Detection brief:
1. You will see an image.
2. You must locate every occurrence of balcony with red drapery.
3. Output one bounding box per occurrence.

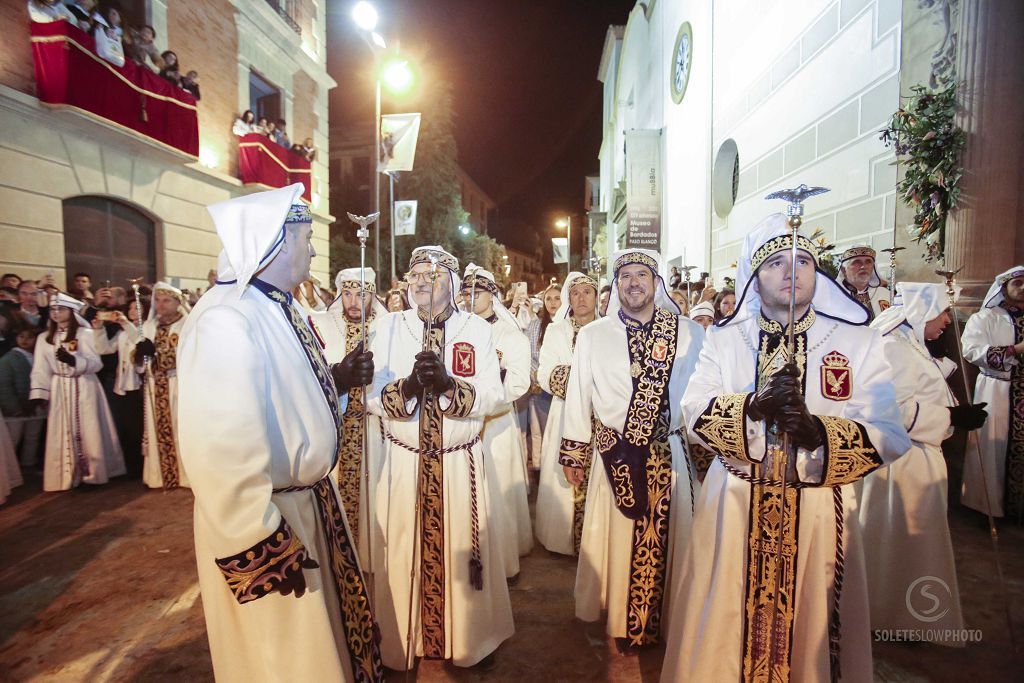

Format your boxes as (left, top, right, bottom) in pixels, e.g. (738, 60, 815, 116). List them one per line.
(237, 133, 312, 201)
(29, 20, 199, 158)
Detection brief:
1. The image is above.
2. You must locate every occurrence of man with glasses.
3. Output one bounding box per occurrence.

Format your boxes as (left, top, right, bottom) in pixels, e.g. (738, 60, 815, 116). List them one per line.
(366, 246, 513, 671)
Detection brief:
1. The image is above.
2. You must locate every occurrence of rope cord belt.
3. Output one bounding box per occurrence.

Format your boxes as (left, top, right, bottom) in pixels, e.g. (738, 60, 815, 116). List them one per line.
(273, 473, 330, 494)
(383, 429, 486, 591)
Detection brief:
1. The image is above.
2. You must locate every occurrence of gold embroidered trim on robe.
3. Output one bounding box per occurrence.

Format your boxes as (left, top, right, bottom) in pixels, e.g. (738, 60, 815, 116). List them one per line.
(741, 319, 809, 682)
(312, 478, 384, 682)
(418, 323, 447, 658)
(1006, 306, 1024, 518)
(626, 438, 672, 646)
(693, 392, 753, 462)
(558, 437, 590, 469)
(689, 443, 715, 478)
(549, 364, 570, 400)
(151, 321, 181, 488)
(439, 378, 475, 419)
(338, 321, 366, 546)
(382, 380, 413, 419)
(742, 480, 800, 683)
(214, 518, 311, 604)
(818, 415, 883, 486)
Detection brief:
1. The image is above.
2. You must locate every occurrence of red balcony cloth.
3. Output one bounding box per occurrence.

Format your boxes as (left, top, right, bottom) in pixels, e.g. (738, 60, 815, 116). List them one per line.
(30, 20, 199, 157)
(238, 134, 312, 201)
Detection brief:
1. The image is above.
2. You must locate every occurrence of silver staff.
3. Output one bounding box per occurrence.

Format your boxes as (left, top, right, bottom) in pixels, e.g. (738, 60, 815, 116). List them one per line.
(346, 211, 379, 604)
(681, 265, 696, 304)
(129, 276, 157, 473)
(763, 184, 830, 674)
(881, 246, 906, 300)
(466, 263, 479, 317)
(936, 267, 1016, 651)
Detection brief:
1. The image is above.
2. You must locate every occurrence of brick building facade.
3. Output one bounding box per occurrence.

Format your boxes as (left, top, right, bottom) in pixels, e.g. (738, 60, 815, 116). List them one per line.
(0, 0, 335, 290)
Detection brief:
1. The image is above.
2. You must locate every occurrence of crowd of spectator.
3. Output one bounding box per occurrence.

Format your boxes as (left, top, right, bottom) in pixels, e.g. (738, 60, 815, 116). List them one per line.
(27, 1, 201, 100)
(232, 110, 316, 161)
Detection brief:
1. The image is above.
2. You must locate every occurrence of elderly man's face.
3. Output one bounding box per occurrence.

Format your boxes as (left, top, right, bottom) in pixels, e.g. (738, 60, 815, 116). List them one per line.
(843, 256, 874, 291)
(154, 292, 180, 319)
(407, 263, 451, 310)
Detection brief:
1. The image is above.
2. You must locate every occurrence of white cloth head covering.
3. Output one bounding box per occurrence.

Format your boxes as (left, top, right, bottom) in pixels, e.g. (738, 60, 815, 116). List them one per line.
(329, 267, 387, 318)
(725, 212, 870, 327)
(52, 292, 88, 325)
(461, 263, 518, 328)
(555, 271, 598, 320)
(689, 301, 716, 320)
(407, 245, 460, 309)
(206, 183, 308, 298)
(871, 281, 958, 347)
(835, 244, 882, 289)
(982, 265, 1024, 309)
(148, 282, 191, 321)
(606, 248, 682, 319)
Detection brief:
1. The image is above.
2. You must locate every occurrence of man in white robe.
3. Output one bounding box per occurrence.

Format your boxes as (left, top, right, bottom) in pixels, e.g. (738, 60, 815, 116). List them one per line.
(136, 282, 189, 489)
(309, 267, 386, 567)
(177, 184, 382, 682)
(560, 249, 703, 650)
(664, 213, 911, 683)
(534, 272, 599, 555)
(862, 281, 985, 640)
(462, 264, 532, 578)
(366, 246, 513, 670)
(961, 266, 1024, 519)
(836, 245, 890, 320)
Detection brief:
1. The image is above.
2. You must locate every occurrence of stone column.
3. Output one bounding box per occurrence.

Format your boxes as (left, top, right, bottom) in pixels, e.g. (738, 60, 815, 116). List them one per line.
(943, 0, 1024, 306)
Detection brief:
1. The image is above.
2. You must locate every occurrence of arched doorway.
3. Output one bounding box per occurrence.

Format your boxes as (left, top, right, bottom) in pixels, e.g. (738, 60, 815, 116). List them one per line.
(62, 196, 157, 288)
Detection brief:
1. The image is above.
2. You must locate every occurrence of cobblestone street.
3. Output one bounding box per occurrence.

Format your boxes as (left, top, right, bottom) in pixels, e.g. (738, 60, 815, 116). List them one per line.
(0, 472, 1020, 682)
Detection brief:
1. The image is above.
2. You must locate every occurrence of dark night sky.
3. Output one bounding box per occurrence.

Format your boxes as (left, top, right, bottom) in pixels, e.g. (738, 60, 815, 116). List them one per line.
(325, 0, 634, 254)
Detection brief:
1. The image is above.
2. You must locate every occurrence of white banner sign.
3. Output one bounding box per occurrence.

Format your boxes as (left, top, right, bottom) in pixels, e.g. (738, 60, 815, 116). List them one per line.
(625, 129, 662, 250)
(551, 237, 568, 264)
(379, 113, 421, 172)
(394, 200, 417, 236)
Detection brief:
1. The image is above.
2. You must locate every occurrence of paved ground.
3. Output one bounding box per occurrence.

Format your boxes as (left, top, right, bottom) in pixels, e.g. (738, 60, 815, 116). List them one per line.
(0, 470, 1020, 682)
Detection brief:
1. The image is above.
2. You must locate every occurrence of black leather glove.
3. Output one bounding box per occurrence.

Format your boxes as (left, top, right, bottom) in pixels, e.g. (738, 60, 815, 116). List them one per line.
(776, 403, 823, 451)
(949, 402, 988, 430)
(748, 361, 801, 424)
(276, 554, 320, 599)
(55, 346, 76, 367)
(414, 350, 454, 395)
(331, 342, 374, 391)
(135, 338, 156, 360)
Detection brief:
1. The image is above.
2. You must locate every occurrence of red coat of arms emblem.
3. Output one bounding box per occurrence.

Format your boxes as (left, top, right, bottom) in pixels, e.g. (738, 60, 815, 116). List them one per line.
(820, 350, 852, 401)
(652, 340, 668, 362)
(453, 342, 476, 377)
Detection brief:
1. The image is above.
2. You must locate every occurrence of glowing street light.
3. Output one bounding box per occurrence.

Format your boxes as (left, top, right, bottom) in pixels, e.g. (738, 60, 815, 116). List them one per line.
(459, 225, 471, 236)
(352, 1, 378, 31)
(381, 57, 415, 96)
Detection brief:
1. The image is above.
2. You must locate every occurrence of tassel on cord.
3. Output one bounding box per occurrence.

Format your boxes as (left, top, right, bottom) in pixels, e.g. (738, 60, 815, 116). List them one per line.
(467, 449, 484, 591)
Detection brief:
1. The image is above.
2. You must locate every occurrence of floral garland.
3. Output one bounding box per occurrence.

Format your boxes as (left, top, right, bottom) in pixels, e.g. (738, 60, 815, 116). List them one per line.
(879, 83, 965, 263)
